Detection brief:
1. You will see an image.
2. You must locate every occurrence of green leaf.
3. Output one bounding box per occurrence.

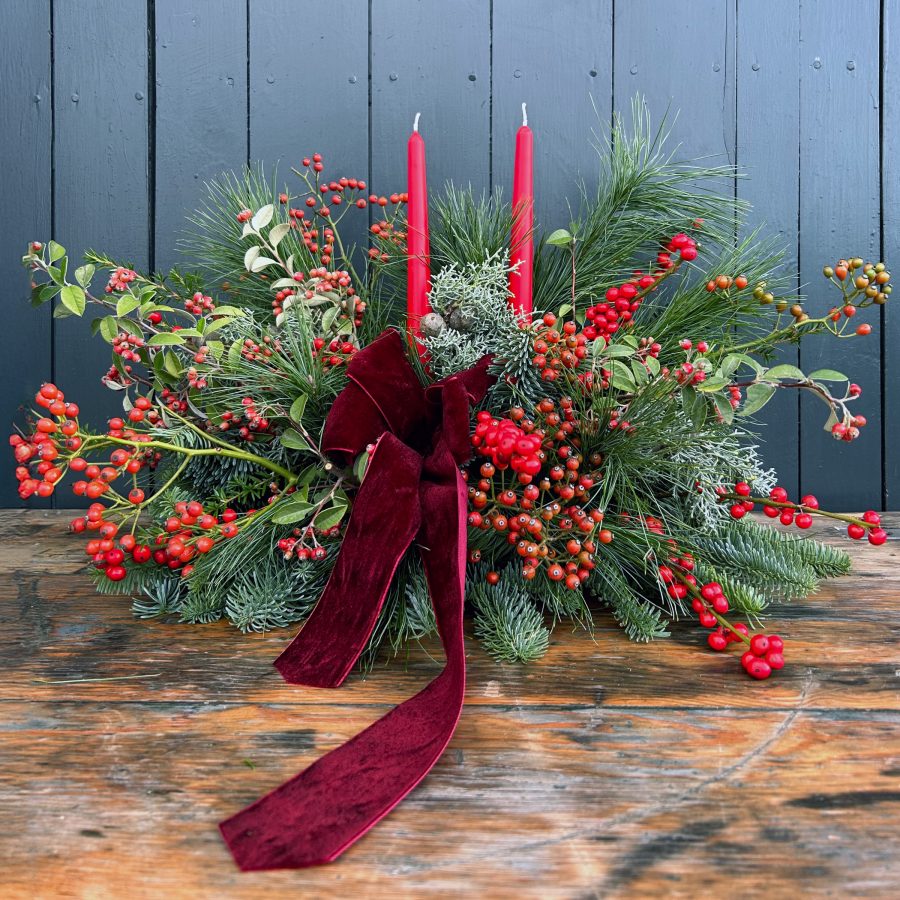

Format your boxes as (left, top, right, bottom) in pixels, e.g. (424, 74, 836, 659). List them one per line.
(353, 448, 371, 482)
(59, 284, 86, 316)
(558, 303, 573, 318)
(52, 304, 76, 319)
(48, 240, 65, 262)
(202, 317, 235, 336)
(321, 305, 339, 334)
(280, 429, 310, 451)
(38, 285, 60, 303)
(630, 359, 649, 384)
(116, 294, 141, 317)
(271, 497, 314, 525)
(172, 327, 203, 338)
(205, 340, 224, 358)
(47, 265, 63, 285)
(711, 392, 735, 425)
(207, 305, 246, 317)
(764, 364, 806, 381)
(289, 395, 307, 422)
(695, 376, 730, 393)
(546, 228, 572, 247)
(251, 204, 274, 230)
(163, 350, 182, 378)
(118, 317, 144, 338)
(822, 409, 840, 433)
(645, 355, 661, 376)
(148, 333, 186, 346)
(315, 502, 348, 531)
(268, 222, 291, 248)
(739, 382, 776, 417)
(609, 359, 636, 392)
(74, 264, 95, 288)
(227, 339, 243, 367)
(681, 386, 707, 429)
(807, 369, 848, 382)
(601, 344, 636, 359)
(99, 315, 119, 343)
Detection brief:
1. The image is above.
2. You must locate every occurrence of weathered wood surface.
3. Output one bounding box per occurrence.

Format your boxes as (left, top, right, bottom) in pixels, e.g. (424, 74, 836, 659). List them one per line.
(1, 510, 898, 898)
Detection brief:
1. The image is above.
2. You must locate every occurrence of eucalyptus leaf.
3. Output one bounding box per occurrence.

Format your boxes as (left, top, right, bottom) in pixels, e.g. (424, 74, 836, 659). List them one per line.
(251, 204, 274, 230)
(250, 256, 278, 273)
(243, 245, 260, 271)
(268, 222, 291, 248)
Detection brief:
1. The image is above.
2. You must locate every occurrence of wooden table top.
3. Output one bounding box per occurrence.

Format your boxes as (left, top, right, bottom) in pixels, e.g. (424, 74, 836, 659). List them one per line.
(2, 510, 898, 898)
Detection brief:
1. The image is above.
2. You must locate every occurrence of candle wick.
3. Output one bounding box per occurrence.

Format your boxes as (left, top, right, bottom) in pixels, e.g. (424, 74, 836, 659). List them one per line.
(413, 112, 421, 133)
(522, 102, 528, 127)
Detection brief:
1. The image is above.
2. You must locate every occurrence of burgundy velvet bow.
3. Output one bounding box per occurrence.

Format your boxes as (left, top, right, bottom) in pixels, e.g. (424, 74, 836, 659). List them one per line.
(219, 329, 493, 870)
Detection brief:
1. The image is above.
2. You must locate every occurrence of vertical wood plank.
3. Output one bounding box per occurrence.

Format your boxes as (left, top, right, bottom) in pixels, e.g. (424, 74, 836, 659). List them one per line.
(371, 0, 491, 204)
(52, 0, 150, 458)
(799, 0, 881, 509)
(884, 0, 899, 507)
(249, 0, 369, 250)
(491, 0, 612, 233)
(0, 1, 52, 506)
(155, 1, 248, 274)
(613, 0, 736, 184)
(736, 0, 801, 498)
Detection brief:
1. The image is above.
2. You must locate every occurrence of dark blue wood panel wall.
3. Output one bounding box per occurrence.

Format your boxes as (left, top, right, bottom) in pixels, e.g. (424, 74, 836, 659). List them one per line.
(1, 0, 896, 510)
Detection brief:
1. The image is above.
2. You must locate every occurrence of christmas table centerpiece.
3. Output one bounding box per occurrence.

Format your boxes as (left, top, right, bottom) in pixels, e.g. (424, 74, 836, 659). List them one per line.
(9, 100, 890, 869)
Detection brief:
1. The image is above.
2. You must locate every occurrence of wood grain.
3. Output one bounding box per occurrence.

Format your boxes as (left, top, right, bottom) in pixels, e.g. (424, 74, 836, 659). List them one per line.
(1, 510, 898, 897)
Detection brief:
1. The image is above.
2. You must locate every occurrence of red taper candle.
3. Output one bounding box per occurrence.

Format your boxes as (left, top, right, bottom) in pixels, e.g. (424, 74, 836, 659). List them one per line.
(509, 102, 534, 321)
(407, 112, 431, 337)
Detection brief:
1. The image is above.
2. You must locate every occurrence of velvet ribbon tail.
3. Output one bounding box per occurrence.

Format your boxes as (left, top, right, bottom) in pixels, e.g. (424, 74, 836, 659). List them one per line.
(219, 434, 469, 870)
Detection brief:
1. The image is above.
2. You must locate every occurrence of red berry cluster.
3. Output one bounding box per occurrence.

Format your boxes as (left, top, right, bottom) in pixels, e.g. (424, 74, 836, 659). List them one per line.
(148, 501, 241, 577)
(239, 334, 282, 363)
(466, 398, 609, 588)
(672, 338, 711, 387)
(368, 219, 403, 262)
(112, 331, 146, 363)
(312, 336, 358, 370)
(277, 522, 341, 561)
(105, 267, 137, 293)
(726, 482, 887, 545)
(10, 383, 81, 498)
(213, 397, 273, 442)
(185, 291, 216, 315)
(531, 313, 589, 382)
(660, 558, 786, 679)
(831, 413, 867, 443)
(583, 230, 697, 341)
(471, 411, 543, 481)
